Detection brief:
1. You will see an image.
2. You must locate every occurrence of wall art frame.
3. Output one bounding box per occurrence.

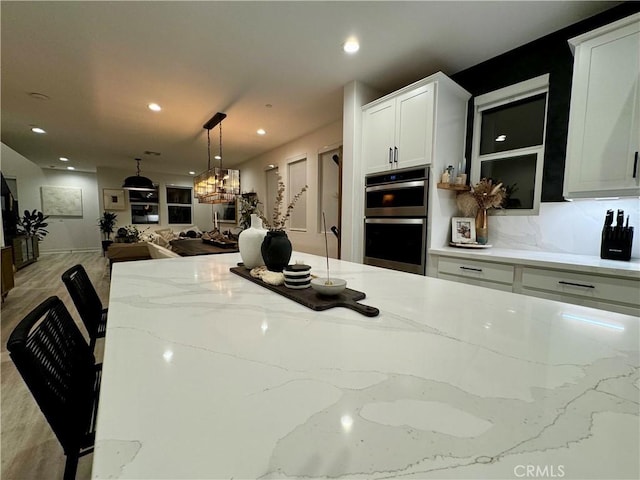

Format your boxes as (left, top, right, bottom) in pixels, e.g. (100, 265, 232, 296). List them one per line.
(41, 186, 83, 217)
(451, 217, 476, 243)
(103, 188, 126, 211)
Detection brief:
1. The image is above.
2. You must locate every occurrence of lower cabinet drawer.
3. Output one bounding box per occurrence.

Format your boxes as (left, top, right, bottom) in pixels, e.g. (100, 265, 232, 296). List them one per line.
(438, 272, 513, 292)
(438, 257, 514, 285)
(522, 267, 639, 306)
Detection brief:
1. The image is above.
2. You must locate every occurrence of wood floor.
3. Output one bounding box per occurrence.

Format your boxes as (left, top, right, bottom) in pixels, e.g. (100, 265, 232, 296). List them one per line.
(1, 252, 111, 480)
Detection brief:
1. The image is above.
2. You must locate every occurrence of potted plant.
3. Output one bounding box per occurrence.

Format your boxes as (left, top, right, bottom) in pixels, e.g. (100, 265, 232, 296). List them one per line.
(14, 209, 49, 267)
(238, 192, 261, 230)
(17, 209, 49, 240)
(258, 175, 308, 271)
(98, 211, 118, 254)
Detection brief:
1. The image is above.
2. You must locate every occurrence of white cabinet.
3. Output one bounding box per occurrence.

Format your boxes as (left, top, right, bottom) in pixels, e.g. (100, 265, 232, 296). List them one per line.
(431, 251, 640, 316)
(362, 83, 434, 174)
(564, 13, 640, 199)
(521, 266, 639, 312)
(437, 256, 514, 292)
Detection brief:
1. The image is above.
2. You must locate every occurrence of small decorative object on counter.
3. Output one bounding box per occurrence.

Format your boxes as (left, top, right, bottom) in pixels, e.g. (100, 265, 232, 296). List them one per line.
(261, 230, 293, 272)
(476, 208, 489, 245)
(259, 174, 307, 272)
(451, 217, 476, 244)
(600, 208, 634, 261)
(456, 178, 506, 245)
(238, 214, 267, 269)
(311, 212, 347, 296)
(283, 263, 311, 289)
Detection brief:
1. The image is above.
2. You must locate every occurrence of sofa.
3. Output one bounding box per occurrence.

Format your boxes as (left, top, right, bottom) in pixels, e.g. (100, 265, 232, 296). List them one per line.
(107, 241, 180, 266)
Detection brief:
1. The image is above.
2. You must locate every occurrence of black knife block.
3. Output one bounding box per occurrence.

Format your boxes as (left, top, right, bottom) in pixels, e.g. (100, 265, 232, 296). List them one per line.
(600, 226, 634, 261)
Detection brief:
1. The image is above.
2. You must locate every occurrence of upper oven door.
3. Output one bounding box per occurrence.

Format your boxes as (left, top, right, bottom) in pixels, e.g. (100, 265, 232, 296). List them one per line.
(365, 179, 428, 217)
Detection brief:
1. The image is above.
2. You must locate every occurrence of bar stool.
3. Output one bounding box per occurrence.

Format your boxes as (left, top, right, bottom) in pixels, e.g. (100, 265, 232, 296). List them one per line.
(61, 264, 108, 351)
(7, 296, 101, 480)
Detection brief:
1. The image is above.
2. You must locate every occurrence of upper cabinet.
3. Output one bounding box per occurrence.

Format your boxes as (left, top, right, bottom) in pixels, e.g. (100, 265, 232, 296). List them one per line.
(362, 80, 440, 174)
(564, 13, 640, 199)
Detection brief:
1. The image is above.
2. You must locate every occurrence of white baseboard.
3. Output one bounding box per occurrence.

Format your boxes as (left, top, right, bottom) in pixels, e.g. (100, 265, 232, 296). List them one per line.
(40, 248, 102, 255)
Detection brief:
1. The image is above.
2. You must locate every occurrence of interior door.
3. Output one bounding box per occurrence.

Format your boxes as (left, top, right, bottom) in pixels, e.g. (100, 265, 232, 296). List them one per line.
(319, 147, 342, 258)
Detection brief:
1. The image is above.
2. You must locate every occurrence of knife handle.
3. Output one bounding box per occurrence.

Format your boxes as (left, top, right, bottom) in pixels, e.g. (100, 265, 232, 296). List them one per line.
(605, 209, 614, 226)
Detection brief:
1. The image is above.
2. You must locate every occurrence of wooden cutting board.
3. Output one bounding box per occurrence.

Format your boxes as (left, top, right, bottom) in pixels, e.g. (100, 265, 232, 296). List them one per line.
(230, 266, 379, 317)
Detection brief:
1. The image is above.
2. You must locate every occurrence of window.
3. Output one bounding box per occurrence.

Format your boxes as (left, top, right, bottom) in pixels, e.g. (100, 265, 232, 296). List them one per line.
(129, 187, 159, 224)
(470, 74, 549, 214)
(166, 186, 192, 224)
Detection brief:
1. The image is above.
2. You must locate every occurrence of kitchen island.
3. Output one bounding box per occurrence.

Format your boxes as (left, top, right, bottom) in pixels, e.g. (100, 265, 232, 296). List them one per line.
(93, 252, 639, 479)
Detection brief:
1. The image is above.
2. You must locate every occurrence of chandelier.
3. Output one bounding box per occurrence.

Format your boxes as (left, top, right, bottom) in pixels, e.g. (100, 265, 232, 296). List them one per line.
(194, 112, 240, 204)
(123, 158, 155, 191)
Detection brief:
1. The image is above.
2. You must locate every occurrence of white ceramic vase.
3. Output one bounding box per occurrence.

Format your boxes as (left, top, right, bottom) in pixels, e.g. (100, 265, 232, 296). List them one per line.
(238, 214, 267, 269)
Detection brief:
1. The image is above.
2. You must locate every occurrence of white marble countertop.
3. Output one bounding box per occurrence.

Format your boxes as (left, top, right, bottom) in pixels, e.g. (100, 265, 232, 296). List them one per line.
(93, 252, 639, 479)
(430, 246, 640, 279)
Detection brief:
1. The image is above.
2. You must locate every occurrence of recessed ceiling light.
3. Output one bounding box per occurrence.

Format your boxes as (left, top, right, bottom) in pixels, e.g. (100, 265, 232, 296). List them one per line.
(188, 171, 195, 175)
(67, 166, 75, 170)
(257, 128, 266, 135)
(31, 127, 46, 134)
(343, 37, 360, 54)
(59, 157, 69, 162)
(214, 155, 222, 160)
(148, 103, 162, 112)
(495, 134, 507, 142)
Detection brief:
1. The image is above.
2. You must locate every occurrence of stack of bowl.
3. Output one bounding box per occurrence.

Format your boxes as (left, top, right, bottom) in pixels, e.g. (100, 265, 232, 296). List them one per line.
(283, 264, 312, 289)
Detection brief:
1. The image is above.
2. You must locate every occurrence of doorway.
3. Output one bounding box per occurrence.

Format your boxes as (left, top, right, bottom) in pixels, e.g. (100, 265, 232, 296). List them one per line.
(318, 147, 342, 257)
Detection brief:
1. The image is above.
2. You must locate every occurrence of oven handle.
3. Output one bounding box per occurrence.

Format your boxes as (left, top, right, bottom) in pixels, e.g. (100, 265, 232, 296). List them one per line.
(365, 180, 426, 192)
(365, 218, 425, 225)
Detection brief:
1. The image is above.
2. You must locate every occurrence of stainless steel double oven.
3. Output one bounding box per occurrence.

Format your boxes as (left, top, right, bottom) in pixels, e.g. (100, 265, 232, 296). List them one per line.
(364, 166, 429, 275)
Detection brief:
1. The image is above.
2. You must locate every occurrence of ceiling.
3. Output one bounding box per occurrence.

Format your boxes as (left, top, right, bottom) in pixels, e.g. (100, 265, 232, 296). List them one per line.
(1, 1, 619, 177)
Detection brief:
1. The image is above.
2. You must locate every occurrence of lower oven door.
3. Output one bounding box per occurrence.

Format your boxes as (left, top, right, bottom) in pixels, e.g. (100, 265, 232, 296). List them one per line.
(363, 218, 426, 275)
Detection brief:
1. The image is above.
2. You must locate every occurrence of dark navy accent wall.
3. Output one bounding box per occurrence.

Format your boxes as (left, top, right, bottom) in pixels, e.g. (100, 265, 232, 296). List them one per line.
(451, 2, 640, 202)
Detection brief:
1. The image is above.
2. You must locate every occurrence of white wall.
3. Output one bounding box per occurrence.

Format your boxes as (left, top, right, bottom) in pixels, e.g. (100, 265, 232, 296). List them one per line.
(96, 166, 217, 234)
(1, 142, 221, 253)
(486, 198, 640, 258)
(1, 143, 101, 253)
(341, 80, 381, 262)
(237, 120, 343, 257)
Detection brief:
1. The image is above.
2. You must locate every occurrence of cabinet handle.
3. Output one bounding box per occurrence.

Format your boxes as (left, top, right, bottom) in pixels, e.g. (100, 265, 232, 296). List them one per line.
(633, 151, 638, 178)
(394, 146, 398, 163)
(558, 280, 594, 289)
(460, 266, 482, 272)
(388, 148, 393, 165)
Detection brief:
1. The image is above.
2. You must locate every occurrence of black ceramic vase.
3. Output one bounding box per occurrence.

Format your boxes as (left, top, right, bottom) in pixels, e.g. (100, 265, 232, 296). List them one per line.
(261, 230, 292, 272)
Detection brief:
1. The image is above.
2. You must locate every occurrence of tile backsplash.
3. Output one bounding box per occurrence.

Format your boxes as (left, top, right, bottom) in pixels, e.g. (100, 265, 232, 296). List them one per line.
(487, 198, 640, 259)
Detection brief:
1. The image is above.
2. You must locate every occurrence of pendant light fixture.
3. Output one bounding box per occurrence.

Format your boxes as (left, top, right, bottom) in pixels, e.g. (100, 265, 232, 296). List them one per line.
(194, 112, 240, 204)
(123, 158, 155, 191)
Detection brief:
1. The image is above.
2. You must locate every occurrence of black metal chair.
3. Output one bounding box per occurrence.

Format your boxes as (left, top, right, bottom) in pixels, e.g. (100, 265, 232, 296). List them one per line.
(7, 296, 101, 480)
(61, 264, 107, 351)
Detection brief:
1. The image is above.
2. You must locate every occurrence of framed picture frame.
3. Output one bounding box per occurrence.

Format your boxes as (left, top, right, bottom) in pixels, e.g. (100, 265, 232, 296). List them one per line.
(451, 217, 476, 243)
(103, 188, 126, 211)
(41, 186, 83, 216)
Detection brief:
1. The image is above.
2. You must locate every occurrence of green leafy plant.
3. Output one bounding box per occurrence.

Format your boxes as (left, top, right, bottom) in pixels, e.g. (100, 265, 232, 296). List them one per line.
(98, 211, 118, 240)
(239, 192, 262, 230)
(17, 209, 49, 240)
